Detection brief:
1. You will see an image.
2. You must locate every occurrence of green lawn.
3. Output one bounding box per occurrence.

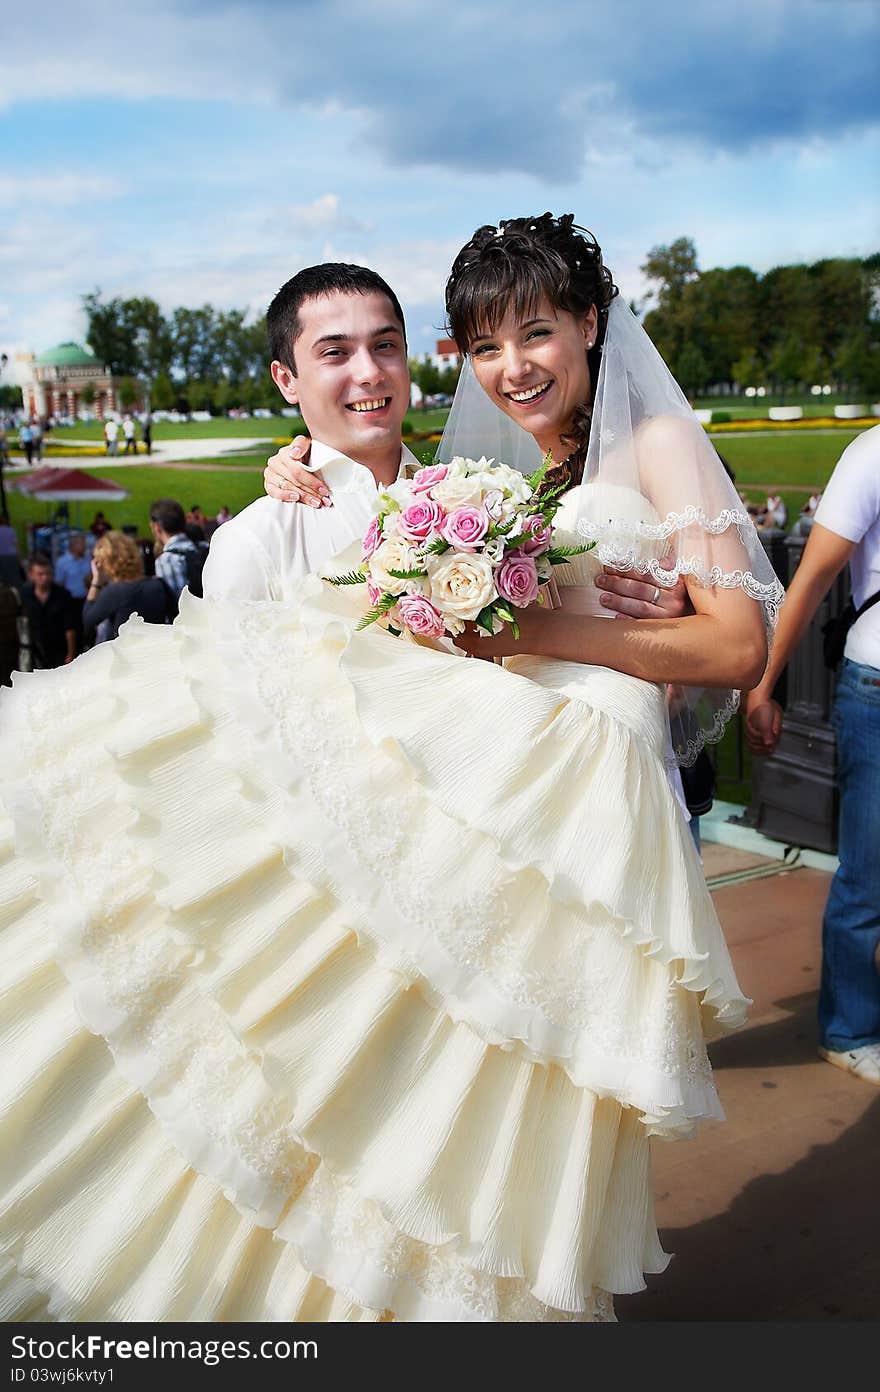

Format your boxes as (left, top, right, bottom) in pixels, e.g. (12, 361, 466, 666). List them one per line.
(5, 428, 860, 550)
(713, 429, 860, 527)
(43, 409, 451, 444)
(693, 399, 867, 418)
(7, 467, 267, 546)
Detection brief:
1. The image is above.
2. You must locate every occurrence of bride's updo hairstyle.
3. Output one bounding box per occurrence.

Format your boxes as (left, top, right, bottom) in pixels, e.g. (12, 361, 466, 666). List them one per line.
(445, 213, 618, 488)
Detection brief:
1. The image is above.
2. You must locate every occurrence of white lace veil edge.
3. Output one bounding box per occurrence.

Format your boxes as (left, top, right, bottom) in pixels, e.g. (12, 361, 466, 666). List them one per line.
(436, 297, 784, 768)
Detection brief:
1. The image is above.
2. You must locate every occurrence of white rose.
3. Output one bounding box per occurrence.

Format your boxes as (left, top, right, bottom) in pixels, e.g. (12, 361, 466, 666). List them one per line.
(428, 551, 496, 621)
(383, 479, 416, 510)
(444, 456, 470, 478)
(482, 536, 505, 564)
(431, 473, 486, 510)
(370, 536, 419, 595)
(486, 462, 532, 501)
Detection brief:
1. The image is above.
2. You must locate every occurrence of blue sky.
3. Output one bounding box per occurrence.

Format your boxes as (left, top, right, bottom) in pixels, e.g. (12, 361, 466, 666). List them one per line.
(1, 0, 878, 370)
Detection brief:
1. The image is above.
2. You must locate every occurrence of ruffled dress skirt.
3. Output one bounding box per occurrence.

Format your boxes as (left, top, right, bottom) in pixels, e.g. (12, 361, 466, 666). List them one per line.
(0, 579, 748, 1322)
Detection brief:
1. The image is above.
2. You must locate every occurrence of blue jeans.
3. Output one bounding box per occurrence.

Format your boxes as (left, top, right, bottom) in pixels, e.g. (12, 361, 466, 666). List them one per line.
(818, 658, 880, 1051)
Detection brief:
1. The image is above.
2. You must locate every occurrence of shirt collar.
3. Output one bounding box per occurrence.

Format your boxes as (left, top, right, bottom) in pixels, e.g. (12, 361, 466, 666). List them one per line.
(304, 439, 421, 494)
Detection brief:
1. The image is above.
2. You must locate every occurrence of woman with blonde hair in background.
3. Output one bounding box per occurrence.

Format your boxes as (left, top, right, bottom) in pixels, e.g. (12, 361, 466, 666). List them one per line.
(84, 529, 172, 643)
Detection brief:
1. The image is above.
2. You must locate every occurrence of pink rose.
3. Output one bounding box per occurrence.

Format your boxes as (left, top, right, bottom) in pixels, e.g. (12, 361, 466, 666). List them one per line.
(441, 505, 490, 552)
(399, 498, 445, 544)
(362, 515, 383, 561)
(496, 553, 539, 608)
(367, 579, 384, 606)
(397, 594, 445, 639)
(411, 464, 449, 494)
(518, 513, 553, 556)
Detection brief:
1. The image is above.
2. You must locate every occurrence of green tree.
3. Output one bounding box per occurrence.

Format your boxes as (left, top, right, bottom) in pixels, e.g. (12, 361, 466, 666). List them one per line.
(184, 378, 214, 413)
(731, 349, 764, 390)
(767, 336, 804, 400)
(438, 363, 461, 395)
(641, 237, 700, 307)
(118, 377, 139, 409)
(409, 355, 441, 402)
(80, 381, 96, 408)
(834, 330, 880, 395)
(150, 372, 175, 411)
(83, 292, 171, 379)
(212, 379, 234, 415)
(172, 306, 220, 383)
(675, 343, 710, 398)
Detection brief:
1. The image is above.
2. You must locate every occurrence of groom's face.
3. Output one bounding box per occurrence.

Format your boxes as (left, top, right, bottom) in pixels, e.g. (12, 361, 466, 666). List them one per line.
(273, 291, 410, 461)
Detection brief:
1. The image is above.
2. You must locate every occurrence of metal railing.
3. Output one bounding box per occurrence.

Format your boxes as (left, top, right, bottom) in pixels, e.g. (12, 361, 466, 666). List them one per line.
(710, 531, 849, 852)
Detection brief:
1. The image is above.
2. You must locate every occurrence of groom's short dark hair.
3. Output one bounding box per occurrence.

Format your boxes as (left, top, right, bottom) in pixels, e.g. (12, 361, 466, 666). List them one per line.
(268, 263, 407, 373)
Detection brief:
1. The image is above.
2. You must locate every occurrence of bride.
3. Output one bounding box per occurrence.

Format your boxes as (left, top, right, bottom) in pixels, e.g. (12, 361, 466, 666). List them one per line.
(0, 215, 782, 1323)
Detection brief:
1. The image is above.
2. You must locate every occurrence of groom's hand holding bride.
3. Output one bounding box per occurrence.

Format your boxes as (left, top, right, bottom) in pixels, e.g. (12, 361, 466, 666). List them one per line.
(265, 440, 692, 621)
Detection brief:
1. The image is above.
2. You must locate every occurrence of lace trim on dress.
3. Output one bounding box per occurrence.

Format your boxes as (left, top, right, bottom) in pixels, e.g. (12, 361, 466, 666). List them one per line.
(578, 504, 757, 541)
(575, 507, 785, 625)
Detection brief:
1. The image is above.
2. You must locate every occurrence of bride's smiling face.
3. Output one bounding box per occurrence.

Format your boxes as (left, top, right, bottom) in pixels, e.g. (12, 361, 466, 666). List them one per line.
(469, 297, 598, 458)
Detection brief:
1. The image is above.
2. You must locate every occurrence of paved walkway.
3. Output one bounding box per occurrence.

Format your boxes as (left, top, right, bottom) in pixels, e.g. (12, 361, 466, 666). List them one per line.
(5, 437, 274, 467)
(622, 843, 880, 1322)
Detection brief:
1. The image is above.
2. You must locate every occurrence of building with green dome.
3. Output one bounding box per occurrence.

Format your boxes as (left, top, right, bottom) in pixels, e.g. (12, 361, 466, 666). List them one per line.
(16, 342, 140, 421)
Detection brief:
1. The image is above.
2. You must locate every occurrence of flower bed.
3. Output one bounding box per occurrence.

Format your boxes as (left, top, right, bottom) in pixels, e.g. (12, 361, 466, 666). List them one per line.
(708, 416, 875, 434)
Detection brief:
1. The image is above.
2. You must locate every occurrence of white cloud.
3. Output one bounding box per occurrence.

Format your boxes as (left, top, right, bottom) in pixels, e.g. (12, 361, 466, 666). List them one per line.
(0, 172, 125, 205)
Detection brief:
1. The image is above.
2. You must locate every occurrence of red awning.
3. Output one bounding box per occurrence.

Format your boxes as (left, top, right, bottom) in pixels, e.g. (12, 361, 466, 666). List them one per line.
(12, 468, 129, 502)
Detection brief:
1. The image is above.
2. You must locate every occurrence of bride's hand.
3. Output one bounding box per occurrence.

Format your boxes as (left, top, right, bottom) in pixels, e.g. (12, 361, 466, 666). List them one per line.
(264, 438, 332, 507)
(595, 562, 691, 619)
(454, 606, 549, 660)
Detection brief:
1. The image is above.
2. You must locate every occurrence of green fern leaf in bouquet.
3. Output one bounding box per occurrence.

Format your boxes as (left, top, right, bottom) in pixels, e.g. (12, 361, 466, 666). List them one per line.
(356, 591, 400, 631)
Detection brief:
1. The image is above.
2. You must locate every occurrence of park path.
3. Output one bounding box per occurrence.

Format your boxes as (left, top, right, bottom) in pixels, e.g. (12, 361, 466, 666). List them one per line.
(623, 840, 880, 1321)
(4, 436, 277, 467)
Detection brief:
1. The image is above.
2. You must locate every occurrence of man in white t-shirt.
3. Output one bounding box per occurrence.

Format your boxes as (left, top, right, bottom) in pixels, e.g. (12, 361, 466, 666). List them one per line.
(122, 415, 137, 454)
(746, 424, 880, 1085)
(103, 418, 119, 456)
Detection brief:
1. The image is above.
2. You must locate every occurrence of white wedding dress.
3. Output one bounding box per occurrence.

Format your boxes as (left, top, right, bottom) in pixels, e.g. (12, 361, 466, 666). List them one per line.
(0, 483, 747, 1323)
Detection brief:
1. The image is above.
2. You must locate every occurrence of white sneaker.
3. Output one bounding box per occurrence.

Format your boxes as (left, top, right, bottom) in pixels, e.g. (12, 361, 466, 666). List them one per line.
(818, 1042, 880, 1086)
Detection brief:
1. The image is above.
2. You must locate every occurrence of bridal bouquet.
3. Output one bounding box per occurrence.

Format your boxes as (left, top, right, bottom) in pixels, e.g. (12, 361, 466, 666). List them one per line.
(327, 454, 591, 640)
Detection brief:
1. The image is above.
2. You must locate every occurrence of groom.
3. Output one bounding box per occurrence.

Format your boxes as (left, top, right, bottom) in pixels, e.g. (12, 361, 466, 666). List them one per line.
(204, 260, 686, 622)
(202, 263, 418, 601)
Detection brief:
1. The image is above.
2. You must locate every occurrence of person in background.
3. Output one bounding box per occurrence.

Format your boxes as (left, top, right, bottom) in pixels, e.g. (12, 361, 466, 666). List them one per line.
(0, 512, 23, 589)
(122, 415, 137, 454)
(54, 534, 91, 597)
(793, 489, 823, 539)
(19, 552, 76, 668)
(104, 418, 119, 456)
(54, 533, 92, 650)
(141, 413, 153, 456)
(150, 497, 206, 607)
(83, 530, 172, 642)
(89, 511, 111, 539)
(747, 425, 880, 1086)
(214, 505, 231, 526)
(19, 421, 34, 465)
(0, 577, 20, 685)
(30, 419, 43, 463)
(763, 492, 787, 529)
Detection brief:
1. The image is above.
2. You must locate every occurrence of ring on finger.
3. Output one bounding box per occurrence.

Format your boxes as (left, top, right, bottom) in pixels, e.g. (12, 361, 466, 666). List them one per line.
(651, 585, 661, 605)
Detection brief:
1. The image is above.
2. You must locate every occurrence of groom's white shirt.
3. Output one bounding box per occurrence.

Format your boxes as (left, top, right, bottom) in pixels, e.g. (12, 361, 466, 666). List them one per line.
(202, 439, 420, 601)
